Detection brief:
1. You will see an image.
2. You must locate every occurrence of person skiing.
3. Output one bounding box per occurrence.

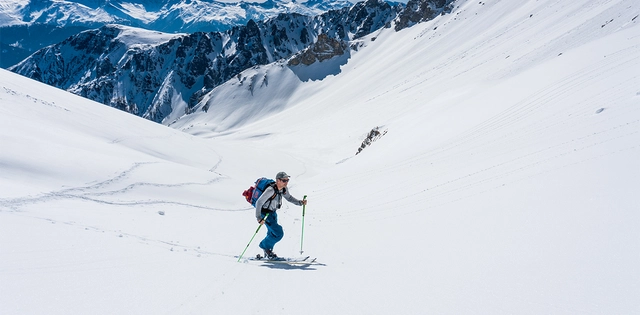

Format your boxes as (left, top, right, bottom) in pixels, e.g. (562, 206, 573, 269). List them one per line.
(255, 171, 307, 260)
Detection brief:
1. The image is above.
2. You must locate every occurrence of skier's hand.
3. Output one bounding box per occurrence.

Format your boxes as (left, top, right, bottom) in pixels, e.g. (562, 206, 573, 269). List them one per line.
(258, 218, 265, 225)
(301, 199, 307, 206)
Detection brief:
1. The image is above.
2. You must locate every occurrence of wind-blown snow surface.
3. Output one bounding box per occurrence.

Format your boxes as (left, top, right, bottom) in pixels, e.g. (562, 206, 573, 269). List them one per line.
(2, 0, 639, 314)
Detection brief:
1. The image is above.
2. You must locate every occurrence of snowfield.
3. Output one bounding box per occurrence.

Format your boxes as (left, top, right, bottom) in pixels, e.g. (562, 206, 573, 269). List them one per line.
(1, 0, 639, 314)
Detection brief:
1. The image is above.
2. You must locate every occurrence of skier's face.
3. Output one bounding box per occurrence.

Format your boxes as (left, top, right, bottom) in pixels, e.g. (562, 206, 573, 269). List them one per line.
(277, 178, 289, 189)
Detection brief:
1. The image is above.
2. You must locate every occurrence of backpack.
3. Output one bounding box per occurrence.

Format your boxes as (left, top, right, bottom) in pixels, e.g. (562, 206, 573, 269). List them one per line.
(242, 177, 277, 208)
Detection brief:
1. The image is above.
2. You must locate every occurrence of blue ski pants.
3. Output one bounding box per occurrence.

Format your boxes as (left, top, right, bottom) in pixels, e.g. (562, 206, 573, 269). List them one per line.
(259, 211, 284, 250)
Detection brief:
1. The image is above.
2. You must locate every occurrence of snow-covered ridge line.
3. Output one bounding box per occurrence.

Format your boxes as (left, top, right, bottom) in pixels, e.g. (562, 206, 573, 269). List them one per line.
(9, 0, 454, 124)
(0, 0, 353, 31)
(0, 0, 353, 68)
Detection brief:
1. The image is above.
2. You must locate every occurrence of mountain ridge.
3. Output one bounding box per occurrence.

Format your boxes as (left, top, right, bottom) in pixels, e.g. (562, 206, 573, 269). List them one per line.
(10, 0, 454, 124)
(0, 0, 353, 68)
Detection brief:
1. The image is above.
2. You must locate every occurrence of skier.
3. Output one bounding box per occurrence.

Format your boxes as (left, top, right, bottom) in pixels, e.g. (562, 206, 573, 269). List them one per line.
(255, 171, 307, 260)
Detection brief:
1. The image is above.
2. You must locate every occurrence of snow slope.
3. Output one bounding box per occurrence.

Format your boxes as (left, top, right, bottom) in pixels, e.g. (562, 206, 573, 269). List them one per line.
(2, 0, 639, 314)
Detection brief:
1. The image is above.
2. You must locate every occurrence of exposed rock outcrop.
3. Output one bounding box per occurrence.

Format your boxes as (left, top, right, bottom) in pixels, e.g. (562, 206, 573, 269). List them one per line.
(395, 0, 454, 31)
(357, 127, 388, 155)
(288, 34, 348, 66)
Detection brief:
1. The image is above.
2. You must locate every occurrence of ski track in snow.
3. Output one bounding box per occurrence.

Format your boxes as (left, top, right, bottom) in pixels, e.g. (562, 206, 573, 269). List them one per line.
(5, 211, 235, 262)
(0, 162, 242, 212)
(1, 161, 249, 261)
(1, 87, 70, 112)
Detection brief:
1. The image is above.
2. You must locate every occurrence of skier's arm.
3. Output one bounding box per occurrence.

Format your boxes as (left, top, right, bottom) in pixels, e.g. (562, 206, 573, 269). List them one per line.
(284, 190, 305, 206)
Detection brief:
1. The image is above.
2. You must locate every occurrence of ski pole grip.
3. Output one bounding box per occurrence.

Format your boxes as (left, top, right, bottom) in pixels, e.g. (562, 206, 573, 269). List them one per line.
(302, 195, 307, 215)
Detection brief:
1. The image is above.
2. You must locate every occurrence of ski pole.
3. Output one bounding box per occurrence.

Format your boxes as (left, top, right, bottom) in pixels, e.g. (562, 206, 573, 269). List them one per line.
(237, 213, 269, 262)
(299, 195, 307, 254)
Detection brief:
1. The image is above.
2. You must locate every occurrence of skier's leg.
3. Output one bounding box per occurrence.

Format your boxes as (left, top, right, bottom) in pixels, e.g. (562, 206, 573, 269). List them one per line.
(259, 212, 284, 250)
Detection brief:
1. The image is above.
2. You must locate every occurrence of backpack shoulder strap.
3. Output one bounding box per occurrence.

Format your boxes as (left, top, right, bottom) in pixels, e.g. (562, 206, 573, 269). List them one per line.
(268, 182, 280, 200)
(261, 183, 280, 210)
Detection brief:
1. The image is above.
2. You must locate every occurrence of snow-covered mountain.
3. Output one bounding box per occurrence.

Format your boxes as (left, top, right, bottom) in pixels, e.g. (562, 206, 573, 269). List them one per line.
(1, 0, 353, 30)
(1, 0, 639, 313)
(10, 0, 453, 123)
(0, 0, 353, 68)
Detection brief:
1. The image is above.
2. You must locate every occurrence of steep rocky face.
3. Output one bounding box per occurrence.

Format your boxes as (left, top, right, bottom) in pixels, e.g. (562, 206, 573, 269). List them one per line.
(395, 0, 455, 31)
(288, 34, 347, 66)
(15, 26, 122, 88)
(348, 0, 399, 38)
(10, 0, 454, 123)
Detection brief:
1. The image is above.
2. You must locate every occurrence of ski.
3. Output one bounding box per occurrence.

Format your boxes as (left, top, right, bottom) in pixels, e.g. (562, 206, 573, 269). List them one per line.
(248, 254, 317, 265)
(253, 254, 309, 262)
(260, 257, 318, 265)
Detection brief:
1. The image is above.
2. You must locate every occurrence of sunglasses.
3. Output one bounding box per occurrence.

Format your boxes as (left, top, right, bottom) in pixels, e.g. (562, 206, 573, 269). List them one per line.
(279, 178, 289, 183)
